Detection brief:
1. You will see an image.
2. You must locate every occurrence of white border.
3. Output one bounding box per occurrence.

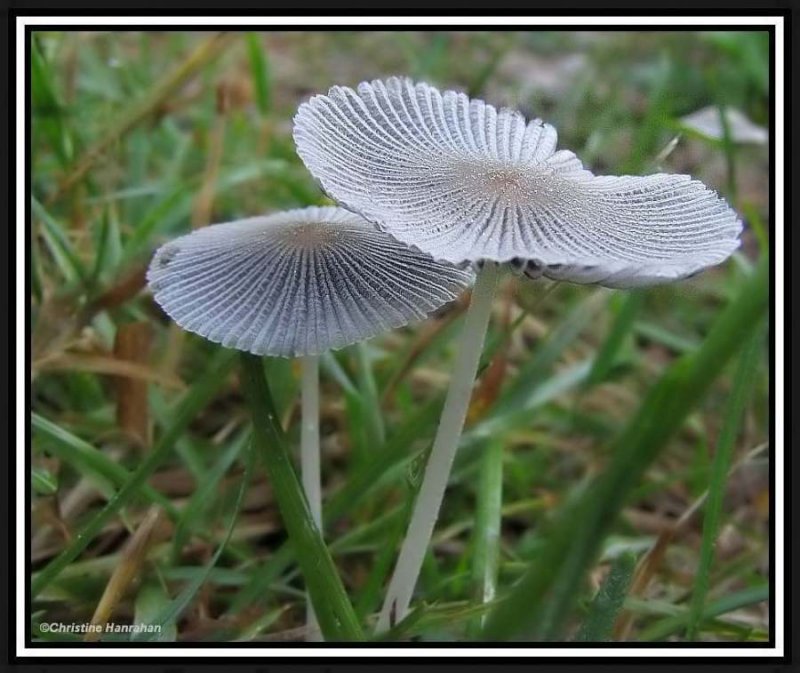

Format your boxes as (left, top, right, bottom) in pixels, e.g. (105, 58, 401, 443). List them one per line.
(17, 14, 785, 659)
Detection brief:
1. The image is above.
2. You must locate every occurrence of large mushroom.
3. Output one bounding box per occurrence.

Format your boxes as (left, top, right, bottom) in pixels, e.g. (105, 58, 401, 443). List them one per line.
(146, 205, 474, 638)
(293, 77, 743, 630)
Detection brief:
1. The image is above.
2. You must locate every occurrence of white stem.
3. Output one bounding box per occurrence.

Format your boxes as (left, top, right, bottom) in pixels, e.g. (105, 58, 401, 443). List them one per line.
(300, 354, 322, 641)
(376, 263, 500, 632)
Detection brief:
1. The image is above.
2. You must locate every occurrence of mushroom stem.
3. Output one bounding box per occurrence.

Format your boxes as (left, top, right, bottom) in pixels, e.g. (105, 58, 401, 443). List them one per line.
(377, 262, 500, 632)
(300, 354, 322, 641)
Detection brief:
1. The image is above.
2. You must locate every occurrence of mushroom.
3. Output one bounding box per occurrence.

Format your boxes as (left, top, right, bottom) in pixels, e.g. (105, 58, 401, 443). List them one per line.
(146, 205, 474, 638)
(293, 77, 743, 630)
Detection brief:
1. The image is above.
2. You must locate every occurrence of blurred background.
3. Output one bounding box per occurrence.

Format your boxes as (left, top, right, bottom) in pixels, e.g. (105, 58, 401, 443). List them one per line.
(30, 30, 770, 643)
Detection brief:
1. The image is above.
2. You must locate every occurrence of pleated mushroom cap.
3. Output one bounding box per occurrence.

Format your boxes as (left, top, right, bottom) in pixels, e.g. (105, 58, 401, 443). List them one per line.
(294, 77, 743, 288)
(147, 206, 474, 357)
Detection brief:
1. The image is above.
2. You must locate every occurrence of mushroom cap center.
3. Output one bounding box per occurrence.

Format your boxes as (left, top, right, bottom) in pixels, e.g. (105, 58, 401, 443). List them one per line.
(451, 160, 560, 208)
(486, 166, 524, 187)
(274, 221, 342, 249)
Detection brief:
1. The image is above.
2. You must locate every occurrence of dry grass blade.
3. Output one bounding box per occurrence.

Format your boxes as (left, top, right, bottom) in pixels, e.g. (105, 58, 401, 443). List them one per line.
(466, 285, 513, 424)
(32, 265, 148, 366)
(35, 352, 185, 390)
(191, 81, 231, 229)
(53, 32, 236, 201)
(114, 322, 154, 447)
(381, 298, 467, 406)
(31, 294, 84, 364)
(87, 266, 149, 314)
(614, 441, 769, 640)
(159, 77, 232, 378)
(85, 506, 166, 641)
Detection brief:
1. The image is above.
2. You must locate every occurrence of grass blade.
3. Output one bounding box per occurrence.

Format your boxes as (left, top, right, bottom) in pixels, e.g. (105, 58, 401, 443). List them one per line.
(685, 322, 766, 640)
(238, 353, 364, 641)
(133, 581, 177, 642)
(575, 551, 636, 642)
(54, 32, 236, 198)
(353, 505, 409, 621)
(499, 289, 607, 412)
(641, 584, 768, 641)
(133, 438, 254, 641)
(468, 438, 504, 637)
(86, 506, 164, 641)
(586, 291, 644, 386)
(32, 413, 177, 516)
(31, 348, 237, 597)
(245, 33, 271, 115)
(482, 254, 769, 641)
(355, 343, 386, 448)
(31, 35, 74, 167)
(170, 430, 250, 561)
(32, 196, 87, 285)
(225, 395, 444, 616)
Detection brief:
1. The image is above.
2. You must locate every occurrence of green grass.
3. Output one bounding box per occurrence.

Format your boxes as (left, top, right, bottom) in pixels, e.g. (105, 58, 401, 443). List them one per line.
(481, 255, 768, 641)
(575, 551, 637, 642)
(685, 322, 768, 640)
(239, 353, 364, 640)
(30, 30, 770, 643)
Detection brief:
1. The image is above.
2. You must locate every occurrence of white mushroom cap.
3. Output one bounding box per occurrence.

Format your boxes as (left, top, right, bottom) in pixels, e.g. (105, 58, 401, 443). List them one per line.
(294, 77, 743, 288)
(147, 206, 474, 357)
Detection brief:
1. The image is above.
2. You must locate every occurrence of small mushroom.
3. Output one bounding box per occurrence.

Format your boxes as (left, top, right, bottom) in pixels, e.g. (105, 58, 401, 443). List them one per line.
(294, 77, 743, 630)
(146, 205, 473, 638)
